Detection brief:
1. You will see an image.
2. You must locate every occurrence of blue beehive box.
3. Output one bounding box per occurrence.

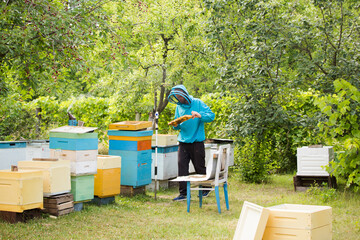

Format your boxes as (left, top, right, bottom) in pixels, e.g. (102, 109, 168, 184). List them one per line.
(152, 145, 179, 154)
(120, 157, 152, 187)
(109, 149, 152, 187)
(49, 126, 98, 151)
(107, 130, 153, 137)
(50, 138, 98, 151)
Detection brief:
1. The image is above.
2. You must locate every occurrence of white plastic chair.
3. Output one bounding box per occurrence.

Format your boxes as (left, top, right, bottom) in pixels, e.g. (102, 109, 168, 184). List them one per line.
(173, 144, 231, 213)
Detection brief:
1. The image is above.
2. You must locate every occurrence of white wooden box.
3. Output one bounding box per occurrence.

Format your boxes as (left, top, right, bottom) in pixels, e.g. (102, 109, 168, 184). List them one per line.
(18, 159, 71, 196)
(97, 155, 121, 169)
(50, 149, 97, 162)
(26, 141, 50, 161)
(151, 152, 178, 180)
(263, 204, 332, 240)
(70, 161, 97, 176)
(0, 141, 26, 170)
(297, 146, 334, 176)
(152, 134, 177, 146)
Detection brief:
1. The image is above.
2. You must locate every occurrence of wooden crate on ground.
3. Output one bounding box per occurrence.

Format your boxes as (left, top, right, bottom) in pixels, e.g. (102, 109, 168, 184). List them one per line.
(293, 175, 337, 191)
(43, 193, 74, 216)
(120, 185, 145, 196)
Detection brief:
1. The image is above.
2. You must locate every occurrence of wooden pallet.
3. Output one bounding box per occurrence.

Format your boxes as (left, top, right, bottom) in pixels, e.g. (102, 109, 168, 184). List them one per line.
(0, 209, 42, 223)
(293, 175, 337, 192)
(91, 196, 115, 205)
(43, 193, 74, 216)
(120, 185, 145, 196)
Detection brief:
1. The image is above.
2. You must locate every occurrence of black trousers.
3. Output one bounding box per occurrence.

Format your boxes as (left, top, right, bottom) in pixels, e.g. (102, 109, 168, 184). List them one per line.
(178, 142, 206, 195)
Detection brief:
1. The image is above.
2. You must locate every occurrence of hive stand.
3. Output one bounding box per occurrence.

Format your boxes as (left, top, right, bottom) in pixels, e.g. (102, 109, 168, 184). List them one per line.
(293, 175, 337, 192)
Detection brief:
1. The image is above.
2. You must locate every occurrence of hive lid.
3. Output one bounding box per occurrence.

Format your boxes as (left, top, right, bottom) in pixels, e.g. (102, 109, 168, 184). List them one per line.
(50, 126, 98, 134)
(267, 204, 332, 213)
(109, 121, 152, 130)
(233, 201, 269, 240)
(0, 169, 43, 178)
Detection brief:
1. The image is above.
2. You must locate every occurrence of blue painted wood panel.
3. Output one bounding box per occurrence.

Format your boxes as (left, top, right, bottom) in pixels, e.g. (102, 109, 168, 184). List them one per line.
(152, 145, 179, 154)
(107, 130, 153, 137)
(0, 142, 26, 149)
(50, 137, 98, 151)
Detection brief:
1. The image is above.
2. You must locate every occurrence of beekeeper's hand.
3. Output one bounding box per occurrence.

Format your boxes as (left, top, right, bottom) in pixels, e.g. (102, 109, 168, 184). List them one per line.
(191, 111, 201, 119)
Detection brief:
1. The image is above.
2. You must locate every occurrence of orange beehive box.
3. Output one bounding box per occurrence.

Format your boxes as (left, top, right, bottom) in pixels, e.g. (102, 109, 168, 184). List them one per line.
(0, 169, 43, 212)
(94, 168, 121, 198)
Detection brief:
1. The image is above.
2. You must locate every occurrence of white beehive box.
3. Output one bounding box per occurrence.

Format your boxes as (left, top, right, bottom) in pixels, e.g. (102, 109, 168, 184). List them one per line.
(18, 159, 71, 197)
(263, 204, 332, 240)
(50, 149, 98, 162)
(26, 141, 50, 161)
(297, 146, 334, 176)
(70, 161, 97, 176)
(151, 151, 178, 180)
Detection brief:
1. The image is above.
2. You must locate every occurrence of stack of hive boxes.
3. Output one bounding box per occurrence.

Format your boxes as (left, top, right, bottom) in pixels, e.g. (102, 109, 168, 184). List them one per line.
(94, 155, 121, 200)
(108, 121, 152, 189)
(49, 126, 98, 203)
(151, 134, 178, 183)
(17, 158, 73, 216)
(0, 168, 43, 222)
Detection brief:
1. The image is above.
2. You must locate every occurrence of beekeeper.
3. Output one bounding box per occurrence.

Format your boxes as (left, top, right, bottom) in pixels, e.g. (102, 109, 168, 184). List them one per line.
(168, 85, 215, 201)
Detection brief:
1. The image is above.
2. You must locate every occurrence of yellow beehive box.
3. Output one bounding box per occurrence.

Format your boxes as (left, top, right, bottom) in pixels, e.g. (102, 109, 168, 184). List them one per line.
(151, 134, 177, 146)
(18, 159, 71, 197)
(97, 155, 121, 169)
(263, 224, 331, 240)
(263, 204, 332, 240)
(94, 168, 121, 198)
(0, 169, 43, 212)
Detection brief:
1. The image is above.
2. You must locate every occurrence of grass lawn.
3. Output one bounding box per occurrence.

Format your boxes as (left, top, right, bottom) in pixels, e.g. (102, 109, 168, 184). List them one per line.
(0, 173, 359, 239)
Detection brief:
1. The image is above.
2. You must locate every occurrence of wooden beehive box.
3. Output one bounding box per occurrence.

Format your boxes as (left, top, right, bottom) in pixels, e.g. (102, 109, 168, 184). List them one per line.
(71, 175, 94, 202)
(151, 146, 179, 180)
(50, 149, 98, 162)
(94, 155, 121, 197)
(94, 168, 121, 198)
(49, 126, 98, 151)
(109, 121, 152, 130)
(18, 159, 71, 197)
(97, 155, 121, 169)
(0, 169, 43, 212)
(297, 146, 334, 176)
(109, 140, 151, 151)
(151, 134, 177, 146)
(263, 204, 332, 240)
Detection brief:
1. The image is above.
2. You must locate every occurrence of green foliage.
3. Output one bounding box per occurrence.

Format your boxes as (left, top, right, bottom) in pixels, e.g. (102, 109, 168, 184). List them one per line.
(306, 182, 337, 203)
(0, 0, 122, 100)
(315, 79, 360, 190)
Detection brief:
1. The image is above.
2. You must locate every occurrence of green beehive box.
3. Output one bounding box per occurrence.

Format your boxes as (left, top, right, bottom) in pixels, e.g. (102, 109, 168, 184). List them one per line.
(71, 175, 94, 202)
